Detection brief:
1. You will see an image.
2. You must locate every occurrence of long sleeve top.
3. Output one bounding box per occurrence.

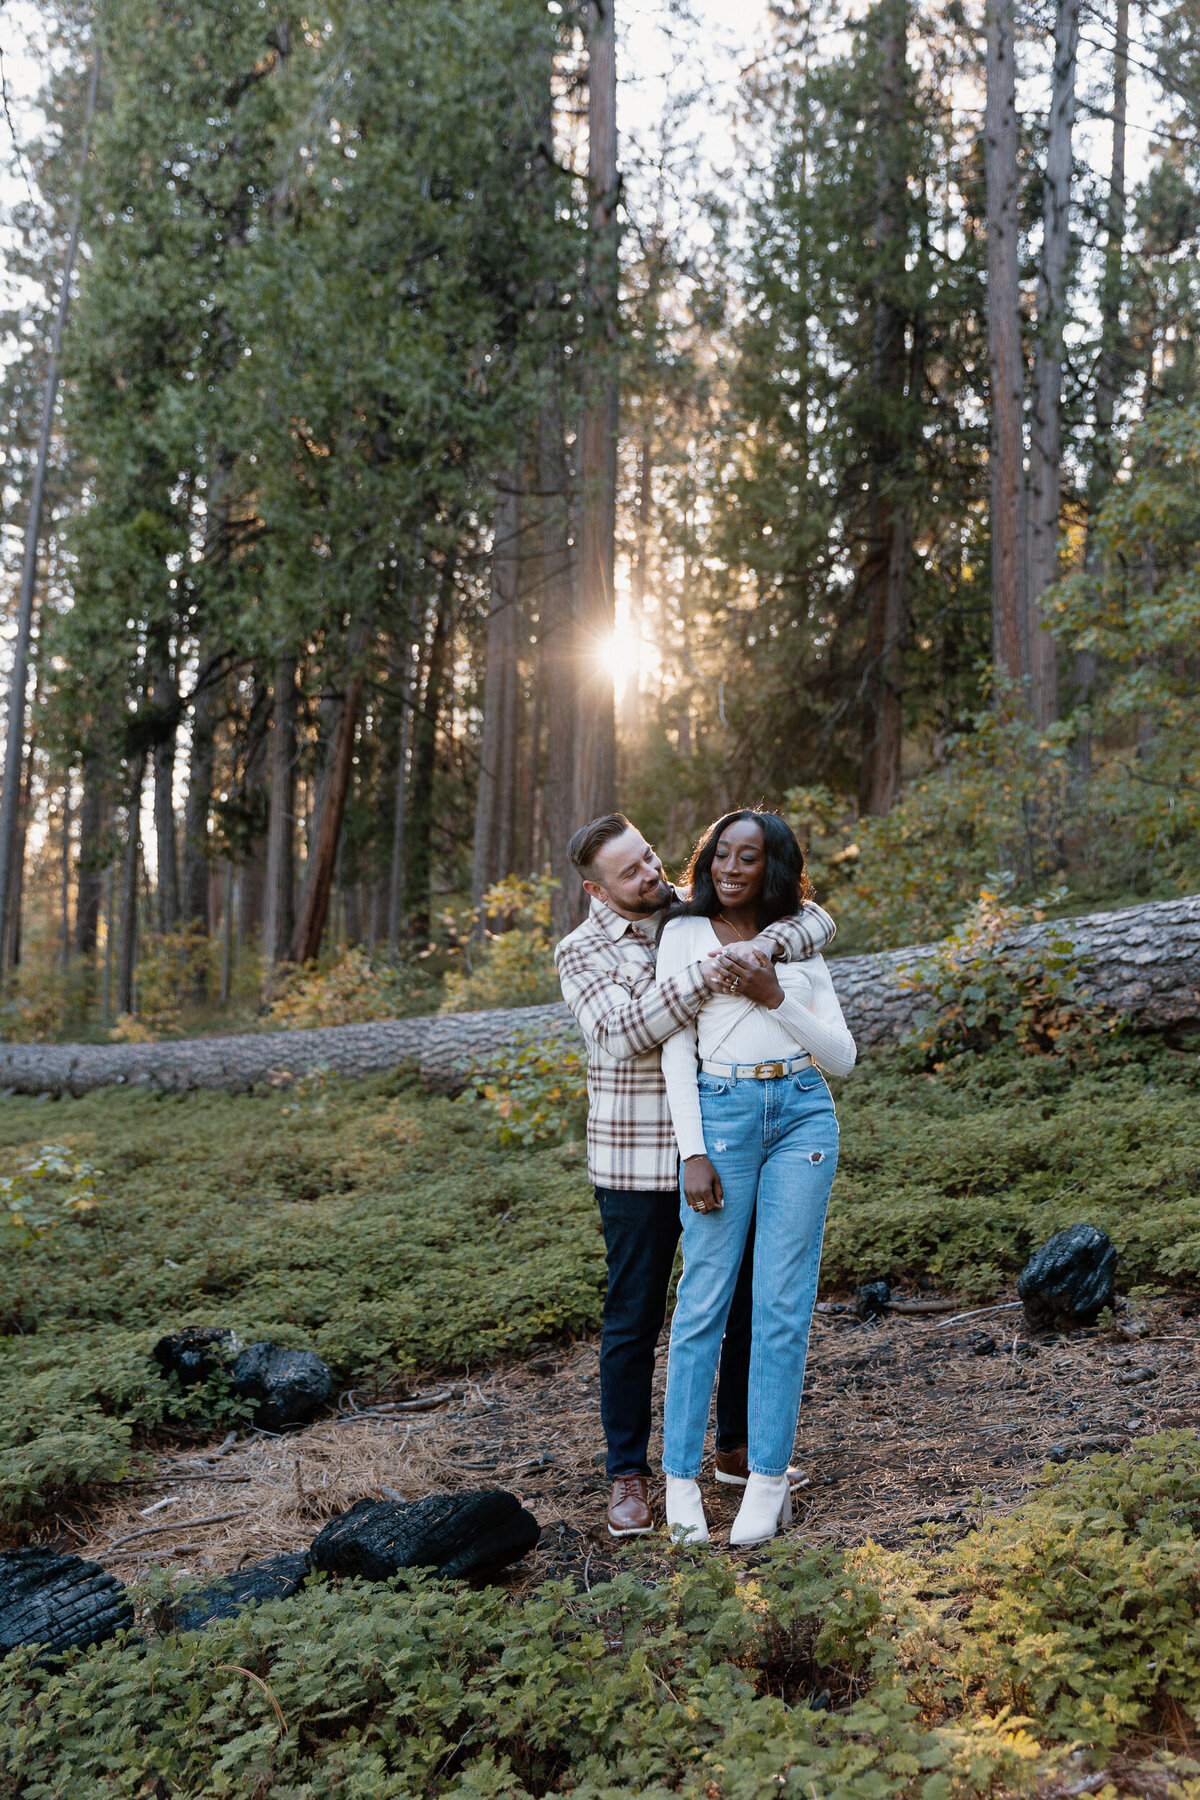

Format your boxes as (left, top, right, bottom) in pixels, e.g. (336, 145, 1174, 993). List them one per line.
(656, 913, 857, 1162)
(553, 896, 837, 1189)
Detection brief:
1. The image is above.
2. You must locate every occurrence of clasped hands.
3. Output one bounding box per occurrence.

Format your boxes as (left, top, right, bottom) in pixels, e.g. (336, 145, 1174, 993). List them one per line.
(700, 939, 783, 1008)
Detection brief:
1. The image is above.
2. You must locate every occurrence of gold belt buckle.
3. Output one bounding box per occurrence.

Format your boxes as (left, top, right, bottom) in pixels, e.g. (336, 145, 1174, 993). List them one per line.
(755, 1060, 784, 1079)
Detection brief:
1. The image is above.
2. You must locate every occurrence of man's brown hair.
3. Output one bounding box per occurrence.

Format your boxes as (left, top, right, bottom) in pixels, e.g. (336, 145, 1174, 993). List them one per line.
(567, 813, 635, 879)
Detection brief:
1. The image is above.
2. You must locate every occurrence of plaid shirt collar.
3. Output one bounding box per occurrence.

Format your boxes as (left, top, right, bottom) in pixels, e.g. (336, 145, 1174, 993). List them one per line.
(588, 893, 674, 944)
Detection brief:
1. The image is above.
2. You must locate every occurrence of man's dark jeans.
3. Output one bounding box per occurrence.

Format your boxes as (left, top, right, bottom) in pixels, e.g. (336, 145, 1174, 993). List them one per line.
(594, 1186, 753, 1479)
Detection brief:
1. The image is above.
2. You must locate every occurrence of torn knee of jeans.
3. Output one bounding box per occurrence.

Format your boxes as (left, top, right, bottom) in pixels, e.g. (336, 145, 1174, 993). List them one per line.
(713, 1139, 728, 1153)
(809, 1149, 826, 1164)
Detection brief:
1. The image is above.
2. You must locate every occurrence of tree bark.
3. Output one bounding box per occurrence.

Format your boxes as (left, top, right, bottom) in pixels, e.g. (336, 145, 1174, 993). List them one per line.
(405, 563, 455, 941)
(116, 754, 146, 1016)
(537, 397, 581, 936)
(238, 674, 271, 942)
(290, 622, 370, 964)
(151, 651, 181, 933)
(182, 658, 219, 932)
(60, 774, 72, 969)
(984, 0, 1027, 700)
(5, 891, 1198, 1095)
(1026, 0, 1080, 730)
(1076, 0, 1128, 760)
(0, 44, 100, 962)
(262, 653, 297, 970)
(74, 762, 105, 957)
(573, 0, 619, 831)
(859, 0, 911, 819)
(471, 479, 523, 906)
(387, 642, 416, 957)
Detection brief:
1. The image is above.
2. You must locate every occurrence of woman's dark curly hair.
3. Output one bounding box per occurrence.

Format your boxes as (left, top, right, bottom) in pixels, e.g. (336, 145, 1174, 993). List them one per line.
(659, 808, 813, 939)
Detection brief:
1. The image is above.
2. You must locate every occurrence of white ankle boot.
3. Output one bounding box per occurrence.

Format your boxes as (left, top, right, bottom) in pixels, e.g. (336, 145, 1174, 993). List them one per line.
(665, 1476, 710, 1546)
(729, 1473, 792, 1548)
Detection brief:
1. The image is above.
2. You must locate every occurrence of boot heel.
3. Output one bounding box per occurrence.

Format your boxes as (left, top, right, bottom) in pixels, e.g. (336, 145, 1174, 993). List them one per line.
(729, 1473, 792, 1548)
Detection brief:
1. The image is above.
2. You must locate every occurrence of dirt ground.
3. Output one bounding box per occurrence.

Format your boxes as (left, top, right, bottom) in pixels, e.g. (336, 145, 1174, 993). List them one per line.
(64, 1291, 1200, 1593)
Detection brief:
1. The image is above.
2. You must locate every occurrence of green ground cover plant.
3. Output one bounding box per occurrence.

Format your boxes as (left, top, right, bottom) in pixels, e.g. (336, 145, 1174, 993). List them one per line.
(0, 1035, 1198, 1526)
(3, 1434, 1200, 1796)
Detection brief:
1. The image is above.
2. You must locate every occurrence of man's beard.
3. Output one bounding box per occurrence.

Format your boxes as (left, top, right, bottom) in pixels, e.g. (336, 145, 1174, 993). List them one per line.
(626, 878, 674, 916)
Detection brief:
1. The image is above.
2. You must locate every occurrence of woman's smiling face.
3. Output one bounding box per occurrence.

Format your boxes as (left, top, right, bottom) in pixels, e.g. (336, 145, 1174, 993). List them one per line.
(710, 818, 767, 913)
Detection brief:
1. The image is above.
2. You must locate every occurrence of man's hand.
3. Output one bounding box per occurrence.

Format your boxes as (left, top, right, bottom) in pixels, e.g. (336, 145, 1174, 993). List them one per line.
(707, 943, 783, 1008)
(683, 1155, 723, 1212)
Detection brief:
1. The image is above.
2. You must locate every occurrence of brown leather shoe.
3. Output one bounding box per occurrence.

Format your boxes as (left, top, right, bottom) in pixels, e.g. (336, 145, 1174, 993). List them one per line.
(607, 1474, 653, 1537)
(714, 1447, 809, 1491)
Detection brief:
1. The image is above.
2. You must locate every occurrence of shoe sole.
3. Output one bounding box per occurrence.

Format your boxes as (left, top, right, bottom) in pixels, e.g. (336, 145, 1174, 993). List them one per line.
(607, 1522, 653, 1537)
(714, 1472, 811, 1489)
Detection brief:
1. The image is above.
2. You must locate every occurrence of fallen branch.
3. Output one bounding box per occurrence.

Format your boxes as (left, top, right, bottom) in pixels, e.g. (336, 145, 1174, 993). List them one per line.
(103, 1508, 252, 1550)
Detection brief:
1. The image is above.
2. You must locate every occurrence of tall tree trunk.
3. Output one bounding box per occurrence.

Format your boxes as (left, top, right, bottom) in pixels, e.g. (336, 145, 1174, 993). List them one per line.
(262, 652, 297, 971)
(152, 648, 181, 932)
(471, 480, 523, 906)
(387, 641, 416, 957)
(1026, 0, 1080, 730)
(290, 622, 370, 964)
(405, 562, 456, 941)
(537, 397, 580, 936)
(182, 657, 219, 929)
(859, 0, 910, 819)
(622, 431, 652, 742)
(60, 773, 72, 970)
(0, 44, 100, 961)
(117, 754, 146, 1016)
(74, 761, 105, 957)
(5, 725, 37, 970)
(984, 0, 1027, 700)
(573, 0, 619, 830)
(238, 674, 270, 943)
(1076, 0, 1128, 764)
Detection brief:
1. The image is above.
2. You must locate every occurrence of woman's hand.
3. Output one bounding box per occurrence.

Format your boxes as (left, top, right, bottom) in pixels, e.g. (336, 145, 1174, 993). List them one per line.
(708, 944, 783, 1009)
(683, 1155, 724, 1213)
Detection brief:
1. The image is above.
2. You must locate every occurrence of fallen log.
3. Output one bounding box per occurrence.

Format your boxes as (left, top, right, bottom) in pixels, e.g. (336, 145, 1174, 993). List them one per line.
(0, 892, 1196, 1098)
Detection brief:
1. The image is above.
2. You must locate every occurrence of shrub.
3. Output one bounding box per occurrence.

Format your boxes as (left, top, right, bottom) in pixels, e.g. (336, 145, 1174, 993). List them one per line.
(440, 873, 561, 1014)
(266, 946, 440, 1028)
(897, 886, 1115, 1072)
(464, 1027, 588, 1148)
(0, 1145, 104, 1248)
(5, 1436, 1200, 1791)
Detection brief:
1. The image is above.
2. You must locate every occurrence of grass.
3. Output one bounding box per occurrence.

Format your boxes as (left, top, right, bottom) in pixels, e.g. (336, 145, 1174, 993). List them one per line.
(0, 1037, 1198, 1526)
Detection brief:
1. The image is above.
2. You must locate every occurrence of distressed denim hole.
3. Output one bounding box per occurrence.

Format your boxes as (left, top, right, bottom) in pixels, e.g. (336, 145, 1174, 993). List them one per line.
(713, 1139, 728, 1153)
(809, 1150, 826, 1164)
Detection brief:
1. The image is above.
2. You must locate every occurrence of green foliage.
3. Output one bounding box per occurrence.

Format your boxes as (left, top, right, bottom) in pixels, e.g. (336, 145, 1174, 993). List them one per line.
(0, 1077, 601, 1525)
(941, 1432, 1200, 1748)
(1, 1036, 1199, 1522)
(795, 705, 1078, 952)
(464, 1027, 588, 1149)
(897, 886, 1115, 1071)
(7, 1438, 1200, 1791)
(0, 1145, 104, 1248)
(440, 874, 561, 1014)
(1049, 401, 1200, 893)
(266, 949, 440, 1029)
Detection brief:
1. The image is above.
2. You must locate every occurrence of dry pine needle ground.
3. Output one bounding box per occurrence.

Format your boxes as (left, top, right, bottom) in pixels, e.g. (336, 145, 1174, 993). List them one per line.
(65, 1289, 1200, 1593)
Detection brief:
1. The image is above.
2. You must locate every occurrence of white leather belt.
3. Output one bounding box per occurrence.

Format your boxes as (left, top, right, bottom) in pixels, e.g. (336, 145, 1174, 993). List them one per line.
(700, 1052, 813, 1080)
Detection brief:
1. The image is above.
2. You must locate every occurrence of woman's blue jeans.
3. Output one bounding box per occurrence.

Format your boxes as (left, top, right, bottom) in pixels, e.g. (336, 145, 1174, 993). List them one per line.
(662, 1066, 839, 1480)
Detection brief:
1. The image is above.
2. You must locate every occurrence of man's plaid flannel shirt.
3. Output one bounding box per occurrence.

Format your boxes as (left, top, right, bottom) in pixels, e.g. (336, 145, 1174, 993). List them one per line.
(554, 897, 837, 1191)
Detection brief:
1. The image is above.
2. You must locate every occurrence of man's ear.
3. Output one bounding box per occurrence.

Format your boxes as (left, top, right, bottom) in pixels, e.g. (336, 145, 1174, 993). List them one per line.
(581, 877, 608, 907)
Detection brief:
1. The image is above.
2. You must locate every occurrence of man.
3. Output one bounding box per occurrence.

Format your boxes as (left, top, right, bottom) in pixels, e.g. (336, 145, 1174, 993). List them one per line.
(554, 813, 836, 1537)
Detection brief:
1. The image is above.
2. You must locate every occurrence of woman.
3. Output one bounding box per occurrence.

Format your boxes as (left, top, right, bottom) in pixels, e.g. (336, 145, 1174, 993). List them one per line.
(657, 809, 856, 1547)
